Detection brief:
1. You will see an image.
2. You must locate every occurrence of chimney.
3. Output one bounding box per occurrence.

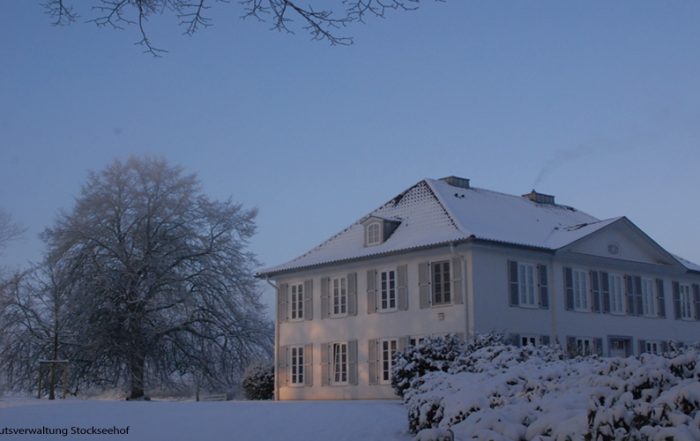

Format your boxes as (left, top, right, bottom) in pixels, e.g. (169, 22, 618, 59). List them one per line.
(440, 176, 470, 189)
(522, 190, 555, 205)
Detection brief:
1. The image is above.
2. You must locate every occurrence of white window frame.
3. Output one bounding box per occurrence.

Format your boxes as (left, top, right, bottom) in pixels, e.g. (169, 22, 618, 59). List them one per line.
(573, 269, 589, 312)
(409, 336, 426, 347)
(365, 222, 381, 246)
(609, 273, 625, 315)
(378, 269, 397, 312)
(289, 283, 304, 321)
(643, 340, 661, 355)
(379, 338, 398, 384)
(331, 277, 347, 317)
(431, 260, 451, 305)
(290, 345, 304, 386)
(520, 334, 539, 347)
(331, 342, 348, 385)
(641, 278, 656, 317)
(517, 263, 537, 308)
(575, 337, 595, 356)
(680, 284, 693, 320)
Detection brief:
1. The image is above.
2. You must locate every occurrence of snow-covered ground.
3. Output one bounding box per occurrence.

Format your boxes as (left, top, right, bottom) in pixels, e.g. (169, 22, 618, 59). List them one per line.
(0, 398, 411, 441)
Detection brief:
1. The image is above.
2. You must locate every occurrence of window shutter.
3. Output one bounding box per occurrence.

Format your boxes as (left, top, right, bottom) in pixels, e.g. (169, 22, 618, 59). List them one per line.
(638, 339, 646, 355)
(672, 281, 681, 319)
(348, 340, 358, 385)
(634, 276, 643, 316)
(537, 264, 549, 309)
(508, 261, 519, 306)
(594, 338, 603, 356)
(277, 345, 288, 388)
(366, 270, 377, 314)
(624, 275, 635, 315)
(541, 335, 551, 346)
(566, 336, 576, 357)
(321, 343, 330, 386)
(601, 272, 610, 313)
(655, 279, 665, 318)
(418, 262, 430, 309)
(304, 344, 314, 386)
(590, 271, 600, 313)
(304, 279, 314, 321)
(398, 336, 409, 352)
(367, 339, 378, 385)
(397, 265, 409, 311)
(510, 333, 521, 346)
(693, 284, 700, 320)
(277, 283, 289, 322)
(347, 272, 358, 316)
(564, 267, 574, 310)
(321, 278, 330, 319)
(451, 257, 463, 304)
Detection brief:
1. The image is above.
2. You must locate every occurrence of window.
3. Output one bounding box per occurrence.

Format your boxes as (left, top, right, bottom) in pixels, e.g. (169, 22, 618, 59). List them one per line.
(290, 346, 304, 385)
(609, 273, 624, 314)
(518, 263, 536, 307)
(409, 336, 426, 347)
(521, 335, 538, 347)
(641, 278, 656, 317)
(575, 337, 595, 356)
(332, 343, 348, 384)
(379, 270, 397, 311)
(366, 222, 381, 246)
(573, 270, 588, 311)
(680, 284, 693, 320)
(431, 261, 451, 305)
(290, 284, 304, 320)
(332, 277, 347, 316)
(380, 339, 398, 383)
(644, 341, 661, 355)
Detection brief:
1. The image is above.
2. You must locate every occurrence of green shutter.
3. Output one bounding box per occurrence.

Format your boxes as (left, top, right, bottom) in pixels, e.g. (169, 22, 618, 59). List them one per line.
(397, 265, 409, 311)
(348, 272, 358, 316)
(304, 279, 314, 321)
(590, 271, 600, 313)
(538, 264, 549, 309)
(304, 344, 314, 386)
(418, 262, 430, 309)
(321, 343, 330, 386)
(672, 281, 681, 319)
(277, 283, 289, 322)
(508, 261, 519, 306)
(564, 267, 574, 310)
(693, 284, 700, 320)
(367, 270, 377, 314)
(348, 340, 358, 385)
(655, 279, 665, 318)
(601, 272, 610, 313)
(368, 339, 378, 385)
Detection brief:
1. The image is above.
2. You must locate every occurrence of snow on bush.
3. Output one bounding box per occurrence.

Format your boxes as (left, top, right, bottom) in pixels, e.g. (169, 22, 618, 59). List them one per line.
(242, 363, 274, 400)
(402, 340, 700, 441)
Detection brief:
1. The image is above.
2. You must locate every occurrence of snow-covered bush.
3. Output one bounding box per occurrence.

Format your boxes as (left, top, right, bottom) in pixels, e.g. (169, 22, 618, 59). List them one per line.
(391, 334, 466, 398)
(402, 338, 700, 441)
(242, 363, 274, 400)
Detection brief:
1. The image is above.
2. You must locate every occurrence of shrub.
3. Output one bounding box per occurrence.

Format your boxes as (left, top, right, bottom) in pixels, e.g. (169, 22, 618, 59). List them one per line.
(242, 363, 274, 400)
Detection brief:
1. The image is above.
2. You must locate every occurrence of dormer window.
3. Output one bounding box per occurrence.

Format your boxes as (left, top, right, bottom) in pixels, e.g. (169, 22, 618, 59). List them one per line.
(366, 222, 381, 246)
(362, 216, 400, 247)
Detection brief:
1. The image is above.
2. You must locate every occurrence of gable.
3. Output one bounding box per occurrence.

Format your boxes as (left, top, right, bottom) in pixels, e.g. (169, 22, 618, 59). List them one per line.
(561, 219, 677, 266)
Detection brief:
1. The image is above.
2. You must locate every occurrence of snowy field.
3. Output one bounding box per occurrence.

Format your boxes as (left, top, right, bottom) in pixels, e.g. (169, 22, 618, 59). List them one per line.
(0, 399, 411, 441)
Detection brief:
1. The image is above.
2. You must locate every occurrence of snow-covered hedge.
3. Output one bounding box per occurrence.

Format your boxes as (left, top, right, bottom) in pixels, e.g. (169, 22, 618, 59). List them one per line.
(242, 363, 274, 400)
(402, 340, 700, 441)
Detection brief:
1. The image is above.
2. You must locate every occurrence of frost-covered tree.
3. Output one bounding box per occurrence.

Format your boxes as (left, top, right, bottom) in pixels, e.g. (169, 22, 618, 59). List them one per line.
(42, 1, 441, 55)
(41, 156, 272, 399)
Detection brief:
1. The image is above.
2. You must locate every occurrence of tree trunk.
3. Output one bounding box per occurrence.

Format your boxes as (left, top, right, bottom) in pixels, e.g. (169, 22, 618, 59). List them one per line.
(128, 353, 145, 400)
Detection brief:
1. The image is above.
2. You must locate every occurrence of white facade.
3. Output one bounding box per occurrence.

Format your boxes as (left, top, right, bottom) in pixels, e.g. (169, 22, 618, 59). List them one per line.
(258, 177, 700, 400)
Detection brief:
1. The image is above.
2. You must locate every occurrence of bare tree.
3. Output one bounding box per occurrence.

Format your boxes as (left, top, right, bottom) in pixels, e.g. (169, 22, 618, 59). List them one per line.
(42, 0, 438, 56)
(41, 156, 272, 399)
(0, 210, 23, 255)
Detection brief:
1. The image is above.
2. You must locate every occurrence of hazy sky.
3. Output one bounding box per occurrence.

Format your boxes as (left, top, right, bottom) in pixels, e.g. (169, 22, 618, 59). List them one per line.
(1, 2, 699, 309)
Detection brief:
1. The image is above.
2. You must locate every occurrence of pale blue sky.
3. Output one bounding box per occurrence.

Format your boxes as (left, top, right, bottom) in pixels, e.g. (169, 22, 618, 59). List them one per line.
(1, 2, 699, 310)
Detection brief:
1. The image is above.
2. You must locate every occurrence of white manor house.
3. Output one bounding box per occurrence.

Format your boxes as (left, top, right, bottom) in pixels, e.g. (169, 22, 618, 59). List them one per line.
(257, 176, 700, 400)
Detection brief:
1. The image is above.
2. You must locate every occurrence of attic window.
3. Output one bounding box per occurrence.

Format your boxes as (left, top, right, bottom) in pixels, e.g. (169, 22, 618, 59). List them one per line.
(365, 222, 382, 246)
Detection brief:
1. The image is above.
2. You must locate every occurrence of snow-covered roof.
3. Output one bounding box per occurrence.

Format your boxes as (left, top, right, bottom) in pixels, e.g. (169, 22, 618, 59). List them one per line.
(258, 178, 699, 276)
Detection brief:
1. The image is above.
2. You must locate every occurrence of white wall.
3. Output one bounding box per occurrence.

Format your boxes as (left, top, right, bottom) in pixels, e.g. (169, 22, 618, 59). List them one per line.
(275, 246, 468, 400)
